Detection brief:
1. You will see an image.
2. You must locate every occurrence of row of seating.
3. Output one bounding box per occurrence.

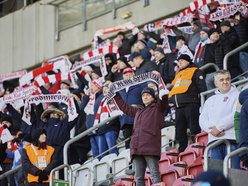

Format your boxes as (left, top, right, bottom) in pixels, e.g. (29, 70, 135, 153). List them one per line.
(113, 131, 208, 186)
(71, 126, 208, 186)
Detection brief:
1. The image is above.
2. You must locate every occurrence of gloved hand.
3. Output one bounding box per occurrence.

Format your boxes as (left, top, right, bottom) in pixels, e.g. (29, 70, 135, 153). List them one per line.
(38, 170, 48, 183)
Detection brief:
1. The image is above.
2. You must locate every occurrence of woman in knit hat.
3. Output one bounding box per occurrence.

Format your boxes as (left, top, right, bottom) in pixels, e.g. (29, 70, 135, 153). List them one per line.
(22, 129, 58, 186)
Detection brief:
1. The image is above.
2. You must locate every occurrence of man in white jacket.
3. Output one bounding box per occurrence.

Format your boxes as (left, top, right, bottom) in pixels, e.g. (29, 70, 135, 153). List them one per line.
(199, 70, 240, 168)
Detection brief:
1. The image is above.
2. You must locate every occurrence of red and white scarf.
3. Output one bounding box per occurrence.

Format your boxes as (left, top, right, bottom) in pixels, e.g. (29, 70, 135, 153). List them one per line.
(19, 60, 70, 86)
(33, 73, 71, 87)
(93, 97, 122, 126)
(0, 70, 27, 83)
(81, 45, 120, 61)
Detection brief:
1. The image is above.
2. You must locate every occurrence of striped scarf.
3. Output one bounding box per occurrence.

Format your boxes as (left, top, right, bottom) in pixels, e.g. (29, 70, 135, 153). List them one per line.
(93, 97, 122, 126)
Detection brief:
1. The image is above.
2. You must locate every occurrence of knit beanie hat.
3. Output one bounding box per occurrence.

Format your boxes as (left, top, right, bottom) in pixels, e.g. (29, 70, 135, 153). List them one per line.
(193, 170, 230, 186)
(0, 115, 13, 124)
(208, 28, 219, 37)
(220, 20, 231, 27)
(141, 87, 156, 99)
(177, 54, 192, 63)
(154, 47, 165, 55)
(32, 129, 46, 146)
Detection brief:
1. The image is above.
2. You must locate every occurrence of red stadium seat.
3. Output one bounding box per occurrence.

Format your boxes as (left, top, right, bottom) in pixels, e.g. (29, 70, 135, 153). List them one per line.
(178, 142, 204, 166)
(159, 149, 179, 174)
(161, 170, 179, 186)
(186, 156, 204, 177)
(168, 161, 187, 177)
(114, 176, 135, 186)
(195, 131, 208, 147)
(172, 175, 194, 186)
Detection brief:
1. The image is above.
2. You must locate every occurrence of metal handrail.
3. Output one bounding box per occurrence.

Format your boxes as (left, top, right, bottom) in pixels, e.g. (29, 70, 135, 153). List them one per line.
(223, 147, 248, 178)
(223, 42, 248, 70)
(49, 164, 72, 186)
(203, 139, 231, 171)
(63, 115, 120, 179)
(0, 165, 22, 180)
(199, 63, 219, 72)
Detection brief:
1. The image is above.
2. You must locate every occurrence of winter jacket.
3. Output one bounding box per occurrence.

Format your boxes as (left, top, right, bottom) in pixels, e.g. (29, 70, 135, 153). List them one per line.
(115, 93, 168, 159)
(199, 86, 239, 144)
(119, 83, 146, 128)
(169, 64, 207, 108)
(215, 28, 240, 72)
(156, 56, 175, 84)
(135, 60, 158, 76)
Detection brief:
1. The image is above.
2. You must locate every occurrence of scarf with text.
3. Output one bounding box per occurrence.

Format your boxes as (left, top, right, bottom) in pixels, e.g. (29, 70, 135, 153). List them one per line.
(107, 72, 168, 102)
(22, 94, 78, 125)
(0, 70, 27, 83)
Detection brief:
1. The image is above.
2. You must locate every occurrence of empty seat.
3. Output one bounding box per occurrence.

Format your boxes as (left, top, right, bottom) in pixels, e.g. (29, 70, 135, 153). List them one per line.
(114, 175, 135, 186)
(161, 126, 176, 151)
(159, 149, 179, 174)
(195, 131, 208, 147)
(172, 174, 194, 186)
(186, 156, 204, 177)
(112, 149, 131, 178)
(178, 142, 204, 166)
(94, 153, 117, 183)
(161, 170, 179, 186)
(168, 161, 187, 177)
(74, 159, 99, 186)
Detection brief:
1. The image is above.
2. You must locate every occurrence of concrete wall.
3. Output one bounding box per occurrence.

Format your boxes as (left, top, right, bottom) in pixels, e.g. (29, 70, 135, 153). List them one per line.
(0, 0, 192, 74)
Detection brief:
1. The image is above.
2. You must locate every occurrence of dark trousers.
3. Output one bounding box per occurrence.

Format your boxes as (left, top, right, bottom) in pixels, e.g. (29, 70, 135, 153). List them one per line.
(122, 124, 133, 149)
(175, 104, 201, 152)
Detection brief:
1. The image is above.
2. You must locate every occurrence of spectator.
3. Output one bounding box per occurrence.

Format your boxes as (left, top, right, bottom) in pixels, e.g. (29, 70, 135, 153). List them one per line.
(131, 52, 158, 75)
(199, 70, 240, 168)
(193, 27, 209, 67)
(203, 28, 221, 90)
(238, 88, 248, 168)
(227, 14, 248, 77)
(116, 31, 137, 56)
(0, 115, 16, 186)
(153, 47, 175, 84)
(84, 78, 106, 159)
(119, 67, 146, 148)
(113, 85, 169, 185)
(215, 20, 241, 78)
(175, 36, 193, 59)
(108, 56, 129, 82)
(94, 81, 120, 156)
(22, 129, 58, 186)
(169, 54, 206, 152)
(12, 133, 32, 186)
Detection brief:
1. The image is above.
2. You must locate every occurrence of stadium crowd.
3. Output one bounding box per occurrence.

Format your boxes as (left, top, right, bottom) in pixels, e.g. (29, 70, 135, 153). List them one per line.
(1, 0, 248, 185)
